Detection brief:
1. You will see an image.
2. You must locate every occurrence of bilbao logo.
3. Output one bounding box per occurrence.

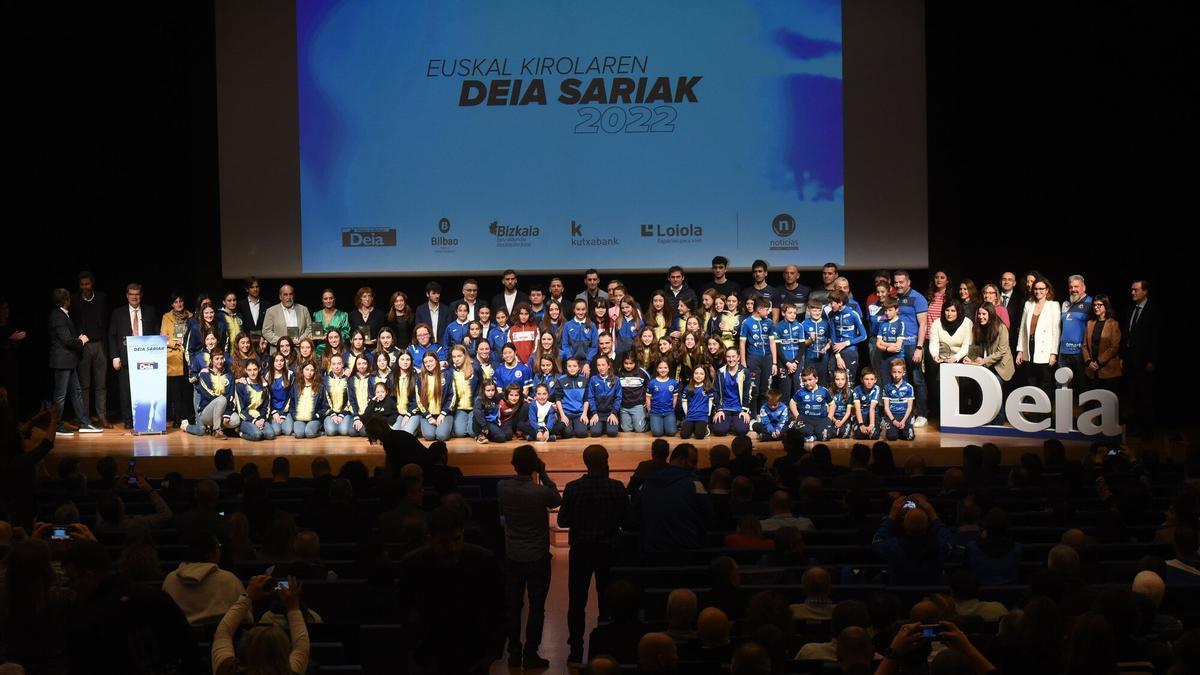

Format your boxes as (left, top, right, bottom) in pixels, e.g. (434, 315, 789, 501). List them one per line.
(431, 218, 457, 250)
(438, 217, 451, 233)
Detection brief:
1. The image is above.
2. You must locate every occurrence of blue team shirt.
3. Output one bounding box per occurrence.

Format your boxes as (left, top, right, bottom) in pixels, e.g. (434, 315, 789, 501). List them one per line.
(792, 385, 834, 418)
(556, 373, 588, 416)
(895, 290, 928, 346)
(757, 402, 790, 433)
(800, 316, 831, 360)
(875, 318, 905, 351)
(494, 361, 531, 392)
(852, 384, 881, 421)
(1059, 295, 1092, 355)
(683, 386, 715, 421)
(831, 391, 852, 420)
(720, 367, 745, 411)
(883, 380, 915, 418)
(646, 377, 679, 415)
(773, 320, 805, 362)
(829, 306, 868, 346)
(739, 315, 775, 357)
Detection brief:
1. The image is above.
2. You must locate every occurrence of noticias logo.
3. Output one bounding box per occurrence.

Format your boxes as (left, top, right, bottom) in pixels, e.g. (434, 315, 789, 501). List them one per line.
(342, 228, 397, 247)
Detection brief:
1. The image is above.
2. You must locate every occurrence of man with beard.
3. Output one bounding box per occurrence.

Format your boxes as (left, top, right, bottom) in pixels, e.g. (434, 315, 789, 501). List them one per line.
(1059, 275, 1093, 391)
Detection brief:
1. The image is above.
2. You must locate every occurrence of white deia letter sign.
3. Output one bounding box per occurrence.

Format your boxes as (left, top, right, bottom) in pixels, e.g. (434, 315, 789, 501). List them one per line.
(940, 364, 1121, 437)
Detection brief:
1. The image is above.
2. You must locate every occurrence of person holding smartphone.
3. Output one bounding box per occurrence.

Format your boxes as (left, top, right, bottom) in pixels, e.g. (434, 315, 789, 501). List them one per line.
(872, 495, 952, 586)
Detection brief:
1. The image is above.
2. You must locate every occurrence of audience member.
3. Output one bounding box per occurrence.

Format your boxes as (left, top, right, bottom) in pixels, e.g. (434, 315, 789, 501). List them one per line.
(497, 445, 560, 669)
(1132, 570, 1183, 642)
(963, 507, 1022, 585)
(833, 444, 881, 489)
(664, 588, 698, 649)
(949, 570, 1007, 622)
(588, 580, 647, 666)
(797, 600, 872, 660)
(558, 444, 630, 665)
(161, 532, 247, 625)
(834, 626, 875, 675)
(96, 474, 174, 531)
(206, 448, 236, 480)
(637, 632, 678, 674)
(872, 495, 953, 586)
(725, 516, 774, 550)
(626, 438, 670, 497)
(759, 490, 814, 532)
(707, 556, 747, 620)
(791, 566, 834, 621)
(691, 606, 734, 664)
(1166, 526, 1200, 584)
(634, 443, 711, 552)
(731, 641, 772, 675)
(211, 574, 309, 675)
(398, 507, 505, 674)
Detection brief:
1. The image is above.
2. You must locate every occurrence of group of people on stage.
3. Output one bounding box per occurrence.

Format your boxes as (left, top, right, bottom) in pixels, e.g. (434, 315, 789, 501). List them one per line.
(45, 258, 1158, 442)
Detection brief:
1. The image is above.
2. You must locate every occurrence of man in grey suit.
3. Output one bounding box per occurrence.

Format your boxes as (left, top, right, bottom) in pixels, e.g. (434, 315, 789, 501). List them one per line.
(262, 283, 313, 353)
(49, 288, 102, 435)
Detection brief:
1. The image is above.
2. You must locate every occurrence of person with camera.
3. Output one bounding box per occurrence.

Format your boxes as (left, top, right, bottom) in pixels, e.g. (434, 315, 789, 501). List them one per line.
(872, 494, 953, 586)
(877, 621, 997, 675)
(212, 574, 310, 675)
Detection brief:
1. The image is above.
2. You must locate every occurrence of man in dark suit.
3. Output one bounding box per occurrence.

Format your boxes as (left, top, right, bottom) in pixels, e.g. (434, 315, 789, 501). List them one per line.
(108, 282, 158, 429)
(999, 271, 1024, 352)
(414, 281, 454, 343)
(71, 270, 110, 427)
(1122, 279, 1158, 439)
(490, 269, 530, 317)
(235, 276, 265, 337)
(49, 288, 101, 435)
(451, 278, 484, 321)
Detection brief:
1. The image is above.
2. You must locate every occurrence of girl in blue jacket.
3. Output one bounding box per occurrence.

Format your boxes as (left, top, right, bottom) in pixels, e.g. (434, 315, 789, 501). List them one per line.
(560, 299, 598, 374)
(584, 354, 622, 437)
(555, 357, 590, 438)
(266, 351, 293, 437)
(527, 383, 560, 442)
(680, 365, 715, 440)
(234, 359, 274, 441)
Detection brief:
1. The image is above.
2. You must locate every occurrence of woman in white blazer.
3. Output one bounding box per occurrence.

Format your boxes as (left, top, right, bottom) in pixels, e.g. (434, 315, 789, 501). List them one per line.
(1016, 276, 1061, 404)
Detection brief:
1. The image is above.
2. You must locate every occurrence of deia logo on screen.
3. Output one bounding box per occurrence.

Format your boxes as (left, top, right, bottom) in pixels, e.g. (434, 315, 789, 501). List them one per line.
(570, 220, 620, 247)
(431, 218, 458, 252)
(769, 213, 799, 251)
(489, 220, 539, 248)
(342, 228, 398, 248)
(640, 222, 703, 244)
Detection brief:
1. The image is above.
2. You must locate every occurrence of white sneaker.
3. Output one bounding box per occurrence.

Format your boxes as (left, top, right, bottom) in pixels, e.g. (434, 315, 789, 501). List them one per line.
(912, 416, 928, 428)
(181, 419, 190, 430)
(77, 423, 103, 434)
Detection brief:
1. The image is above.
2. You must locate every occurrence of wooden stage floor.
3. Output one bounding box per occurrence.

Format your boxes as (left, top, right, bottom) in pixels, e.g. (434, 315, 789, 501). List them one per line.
(46, 425, 1108, 480)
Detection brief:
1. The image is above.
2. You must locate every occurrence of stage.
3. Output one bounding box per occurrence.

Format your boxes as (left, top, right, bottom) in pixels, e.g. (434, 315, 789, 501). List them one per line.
(45, 425, 1110, 481)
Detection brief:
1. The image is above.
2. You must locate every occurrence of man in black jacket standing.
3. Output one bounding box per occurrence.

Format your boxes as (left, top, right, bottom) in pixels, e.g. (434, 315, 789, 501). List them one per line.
(1122, 279, 1158, 439)
(49, 288, 101, 435)
(71, 270, 110, 427)
(108, 282, 157, 429)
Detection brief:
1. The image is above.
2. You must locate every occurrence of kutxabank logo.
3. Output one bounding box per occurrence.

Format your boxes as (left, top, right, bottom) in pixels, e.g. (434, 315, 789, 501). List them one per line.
(571, 220, 619, 247)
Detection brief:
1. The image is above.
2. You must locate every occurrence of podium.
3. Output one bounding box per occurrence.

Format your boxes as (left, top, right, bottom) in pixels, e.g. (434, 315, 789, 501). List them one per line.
(127, 335, 168, 434)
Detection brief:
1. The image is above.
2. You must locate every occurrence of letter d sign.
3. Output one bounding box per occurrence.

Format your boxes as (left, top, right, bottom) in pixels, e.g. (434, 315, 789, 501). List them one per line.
(940, 363, 1003, 427)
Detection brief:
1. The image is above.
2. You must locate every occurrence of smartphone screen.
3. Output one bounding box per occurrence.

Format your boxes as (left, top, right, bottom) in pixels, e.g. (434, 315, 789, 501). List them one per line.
(903, 500, 917, 510)
(275, 579, 290, 590)
(51, 527, 69, 540)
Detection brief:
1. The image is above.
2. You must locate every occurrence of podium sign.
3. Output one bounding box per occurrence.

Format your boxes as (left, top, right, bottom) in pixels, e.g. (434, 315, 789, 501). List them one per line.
(128, 335, 168, 434)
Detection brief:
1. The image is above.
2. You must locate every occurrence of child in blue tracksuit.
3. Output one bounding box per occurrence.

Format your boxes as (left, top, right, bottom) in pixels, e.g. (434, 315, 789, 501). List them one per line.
(739, 299, 775, 412)
(680, 365, 715, 440)
(773, 303, 805, 403)
(646, 359, 679, 437)
(266, 352, 294, 437)
(615, 301, 644, 356)
(530, 355, 560, 401)
(584, 355, 621, 437)
(752, 388, 790, 441)
(852, 367, 883, 440)
(442, 302, 472, 347)
(829, 367, 855, 439)
(494, 344, 533, 397)
(234, 360, 274, 441)
(407, 324, 448, 369)
(560, 300, 599, 370)
(712, 349, 754, 437)
(527, 383, 561, 441)
(487, 308, 511, 354)
(789, 366, 834, 442)
(873, 298, 906, 385)
(555, 357, 590, 438)
(881, 358, 916, 441)
(827, 289, 868, 382)
(472, 380, 504, 443)
(799, 299, 832, 386)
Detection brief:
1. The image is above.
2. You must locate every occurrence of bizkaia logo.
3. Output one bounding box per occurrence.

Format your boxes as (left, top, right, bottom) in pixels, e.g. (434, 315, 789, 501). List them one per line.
(640, 222, 703, 243)
(431, 217, 458, 251)
(769, 213, 798, 251)
(570, 220, 619, 247)
(342, 228, 397, 247)
(489, 220, 539, 248)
